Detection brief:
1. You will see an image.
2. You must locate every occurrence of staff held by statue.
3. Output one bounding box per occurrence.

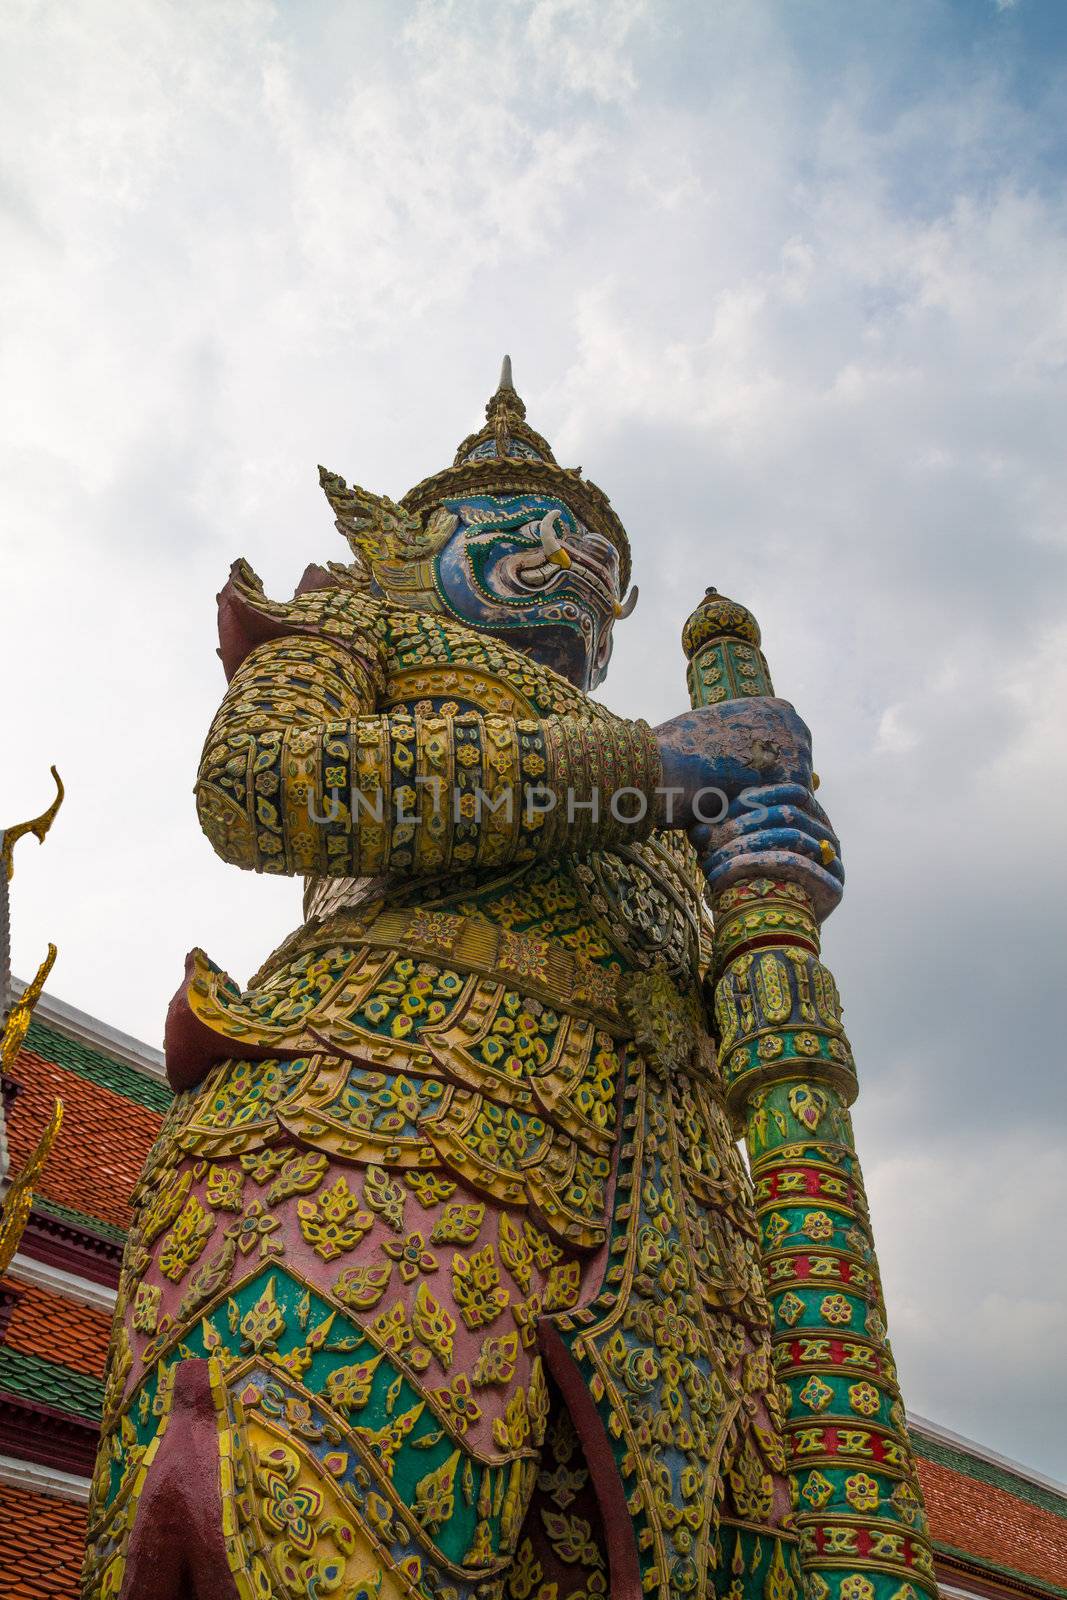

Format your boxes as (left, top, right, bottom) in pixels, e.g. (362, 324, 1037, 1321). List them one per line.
(682, 590, 938, 1600)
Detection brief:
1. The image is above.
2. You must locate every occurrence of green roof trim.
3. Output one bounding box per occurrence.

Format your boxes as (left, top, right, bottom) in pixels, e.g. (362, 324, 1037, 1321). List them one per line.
(24, 1018, 172, 1115)
(34, 1193, 127, 1246)
(910, 1427, 1067, 1519)
(0, 1344, 103, 1422)
(934, 1538, 1067, 1600)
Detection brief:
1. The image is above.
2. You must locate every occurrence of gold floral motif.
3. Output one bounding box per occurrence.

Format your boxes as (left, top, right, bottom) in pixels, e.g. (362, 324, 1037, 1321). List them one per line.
(543, 1259, 580, 1311)
(368, 1300, 431, 1372)
(325, 1352, 383, 1414)
(431, 1374, 482, 1436)
(799, 1211, 834, 1242)
(131, 1282, 160, 1334)
(844, 1471, 880, 1514)
(429, 1202, 485, 1245)
(239, 1276, 286, 1353)
(819, 1293, 853, 1327)
(296, 1177, 373, 1261)
(266, 1150, 329, 1204)
(353, 1401, 425, 1475)
(413, 1448, 461, 1532)
(498, 1211, 534, 1294)
(472, 1331, 520, 1388)
(362, 1164, 407, 1231)
(453, 1244, 510, 1330)
(492, 1385, 532, 1453)
(848, 1381, 881, 1418)
(158, 1195, 214, 1282)
(141, 1167, 192, 1245)
(541, 1508, 606, 1569)
(382, 1231, 438, 1284)
(404, 1170, 456, 1207)
(225, 1199, 282, 1258)
(332, 1261, 392, 1311)
(411, 1281, 457, 1369)
(798, 1376, 833, 1413)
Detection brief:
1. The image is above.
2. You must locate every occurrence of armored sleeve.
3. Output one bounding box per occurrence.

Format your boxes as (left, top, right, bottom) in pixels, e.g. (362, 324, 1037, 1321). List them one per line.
(196, 630, 662, 879)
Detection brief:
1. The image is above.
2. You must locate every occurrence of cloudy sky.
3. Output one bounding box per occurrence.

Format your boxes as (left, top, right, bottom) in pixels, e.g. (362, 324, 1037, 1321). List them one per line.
(3, 0, 1065, 1478)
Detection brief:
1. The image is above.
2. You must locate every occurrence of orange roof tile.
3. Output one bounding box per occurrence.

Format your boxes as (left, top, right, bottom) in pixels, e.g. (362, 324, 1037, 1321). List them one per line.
(6, 1046, 162, 1232)
(0, 1483, 88, 1599)
(1, 1277, 112, 1379)
(918, 1454, 1067, 1592)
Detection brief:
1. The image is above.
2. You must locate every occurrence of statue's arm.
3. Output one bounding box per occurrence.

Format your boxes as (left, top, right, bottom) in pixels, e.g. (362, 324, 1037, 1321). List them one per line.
(196, 633, 663, 878)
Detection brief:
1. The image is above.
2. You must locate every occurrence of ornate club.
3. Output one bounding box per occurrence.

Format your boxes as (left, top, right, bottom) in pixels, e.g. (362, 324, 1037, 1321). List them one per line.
(682, 590, 938, 1600)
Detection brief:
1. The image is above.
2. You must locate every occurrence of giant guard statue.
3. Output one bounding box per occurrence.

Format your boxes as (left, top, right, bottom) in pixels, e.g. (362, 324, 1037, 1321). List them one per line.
(85, 364, 937, 1600)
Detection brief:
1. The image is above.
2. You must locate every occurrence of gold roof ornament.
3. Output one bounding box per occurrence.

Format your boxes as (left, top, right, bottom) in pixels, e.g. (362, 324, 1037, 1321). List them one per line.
(1, 944, 57, 1075)
(0, 1094, 63, 1276)
(0, 767, 65, 1274)
(400, 356, 633, 593)
(0, 766, 64, 884)
(1, 765, 64, 1022)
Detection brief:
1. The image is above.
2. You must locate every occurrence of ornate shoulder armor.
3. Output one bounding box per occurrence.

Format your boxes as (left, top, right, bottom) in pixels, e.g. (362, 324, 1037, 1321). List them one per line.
(217, 556, 388, 696)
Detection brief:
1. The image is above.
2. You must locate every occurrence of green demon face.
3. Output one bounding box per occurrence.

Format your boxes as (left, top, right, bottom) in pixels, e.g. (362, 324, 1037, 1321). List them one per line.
(433, 494, 637, 691)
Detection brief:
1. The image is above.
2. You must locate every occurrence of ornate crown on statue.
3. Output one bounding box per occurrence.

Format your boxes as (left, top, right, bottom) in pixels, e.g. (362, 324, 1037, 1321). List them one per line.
(318, 356, 632, 593)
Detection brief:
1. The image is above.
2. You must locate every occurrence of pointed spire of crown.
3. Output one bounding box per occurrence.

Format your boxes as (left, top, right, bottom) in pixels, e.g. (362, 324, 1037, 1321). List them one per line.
(455, 355, 556, 467)
(400, 354, 632, 591)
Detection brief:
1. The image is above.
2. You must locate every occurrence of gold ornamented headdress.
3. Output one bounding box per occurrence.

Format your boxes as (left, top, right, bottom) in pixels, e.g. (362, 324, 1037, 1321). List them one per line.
(317, 468, 457, 598)
(319, 357, 632, 593)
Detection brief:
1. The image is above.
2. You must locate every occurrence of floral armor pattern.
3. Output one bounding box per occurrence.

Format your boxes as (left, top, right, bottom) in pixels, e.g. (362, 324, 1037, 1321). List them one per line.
(85, 568, 801, 1600)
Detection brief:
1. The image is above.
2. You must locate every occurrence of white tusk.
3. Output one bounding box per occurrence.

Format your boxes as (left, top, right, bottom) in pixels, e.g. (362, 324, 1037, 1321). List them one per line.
(614, 584, 639, 619)
(538, 509, 571, 569)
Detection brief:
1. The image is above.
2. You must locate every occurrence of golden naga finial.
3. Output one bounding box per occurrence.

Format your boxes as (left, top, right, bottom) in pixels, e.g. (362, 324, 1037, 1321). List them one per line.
(0, 1095, 63, 1275)
(1, 943, 57, 1074)
(0, 765, 65, 1271)
(1, 766, 64, 882)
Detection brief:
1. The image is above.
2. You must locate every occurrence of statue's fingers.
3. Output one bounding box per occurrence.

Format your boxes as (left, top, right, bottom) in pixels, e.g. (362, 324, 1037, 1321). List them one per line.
(689, 808, 841, 871)
(731, 781, 833, 829)
(730, 781, 811, 816)
(705, 825, 844, 878)
(730, 804, 840, 853)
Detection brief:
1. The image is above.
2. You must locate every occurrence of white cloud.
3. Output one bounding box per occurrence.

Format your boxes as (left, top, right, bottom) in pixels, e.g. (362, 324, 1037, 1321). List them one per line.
(866, 1135, 1067, 1469)
(874, 705, 920, 755)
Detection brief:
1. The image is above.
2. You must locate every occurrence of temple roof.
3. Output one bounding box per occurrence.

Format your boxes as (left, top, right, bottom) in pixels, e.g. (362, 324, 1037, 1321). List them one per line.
(911, 1416, 1067, 1597)
(0, 1484, 89, 1600)
(6, 1023, 164, 1233)
(3, 1276, 111, 1380)
(0, 986, 165, 1508)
